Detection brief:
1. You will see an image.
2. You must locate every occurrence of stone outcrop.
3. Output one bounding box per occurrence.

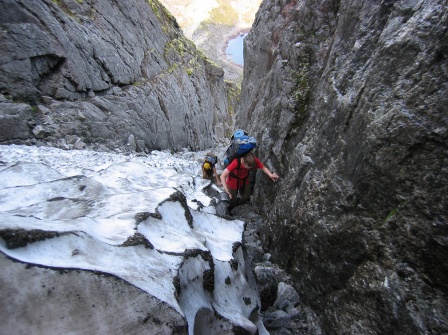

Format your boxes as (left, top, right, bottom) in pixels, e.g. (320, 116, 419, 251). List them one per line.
(0, 0, 233, 152)
(238, 0, 448, 333)
(0, 253, 188, 334)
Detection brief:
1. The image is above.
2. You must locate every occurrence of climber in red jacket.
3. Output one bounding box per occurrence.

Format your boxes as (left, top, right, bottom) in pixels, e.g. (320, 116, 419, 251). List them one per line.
(220, 153, 279, 210)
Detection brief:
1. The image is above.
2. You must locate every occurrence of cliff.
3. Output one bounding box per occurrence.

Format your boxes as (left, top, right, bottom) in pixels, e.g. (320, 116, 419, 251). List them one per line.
(238, 0, 448, 333)
(0, 0, 233, 151)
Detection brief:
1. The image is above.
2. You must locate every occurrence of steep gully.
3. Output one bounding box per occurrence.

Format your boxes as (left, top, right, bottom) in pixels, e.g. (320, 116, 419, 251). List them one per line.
(1, 0, 447, 334)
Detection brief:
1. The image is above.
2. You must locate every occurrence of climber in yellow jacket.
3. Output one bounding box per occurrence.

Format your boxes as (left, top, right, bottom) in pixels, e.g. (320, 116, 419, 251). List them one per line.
(202, 153, 221, 185)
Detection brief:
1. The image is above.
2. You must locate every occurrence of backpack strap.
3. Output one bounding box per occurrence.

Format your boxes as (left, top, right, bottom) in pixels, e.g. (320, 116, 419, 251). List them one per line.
(228, 158, 251, 190)
(228, 158, 241, 180)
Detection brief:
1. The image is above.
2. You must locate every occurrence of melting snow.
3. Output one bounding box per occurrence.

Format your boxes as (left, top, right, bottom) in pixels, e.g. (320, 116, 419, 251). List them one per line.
(0, 145, 267, 334)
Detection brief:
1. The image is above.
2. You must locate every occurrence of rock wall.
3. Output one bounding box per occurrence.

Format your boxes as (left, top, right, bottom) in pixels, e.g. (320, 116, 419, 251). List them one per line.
(0, 0, 233, 151)
(238, 0, 448, 333)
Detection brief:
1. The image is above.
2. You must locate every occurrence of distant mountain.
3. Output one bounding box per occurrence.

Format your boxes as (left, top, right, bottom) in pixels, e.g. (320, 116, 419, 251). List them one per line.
(159, 0, 263, 84)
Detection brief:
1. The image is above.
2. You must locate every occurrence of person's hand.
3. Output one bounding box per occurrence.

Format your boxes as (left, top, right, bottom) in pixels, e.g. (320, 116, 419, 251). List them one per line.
(227, 191, 232, 199)
(270, 173, 279, 182)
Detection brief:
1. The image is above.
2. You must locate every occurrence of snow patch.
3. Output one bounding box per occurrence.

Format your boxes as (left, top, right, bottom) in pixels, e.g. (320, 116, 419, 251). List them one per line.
(0, 145, 267, 334)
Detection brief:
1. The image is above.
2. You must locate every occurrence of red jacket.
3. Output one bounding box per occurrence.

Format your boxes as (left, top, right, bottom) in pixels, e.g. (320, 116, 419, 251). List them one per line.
(226, 157, 264, 190)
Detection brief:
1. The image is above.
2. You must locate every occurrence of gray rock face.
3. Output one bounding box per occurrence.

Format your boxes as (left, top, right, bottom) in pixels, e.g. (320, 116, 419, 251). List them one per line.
(0, 253, 188, 334)
(238, 0, 448, 333)
(0, 0, 232, 151)
(0, 103, 33, 141)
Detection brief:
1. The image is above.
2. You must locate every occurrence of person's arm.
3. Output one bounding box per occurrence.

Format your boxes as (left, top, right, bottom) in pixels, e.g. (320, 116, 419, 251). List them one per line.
(261, 166, 279, 182)
(213, 166, 221, 185)
(220, 168, 232, 198)
(255, 157, 279, 182)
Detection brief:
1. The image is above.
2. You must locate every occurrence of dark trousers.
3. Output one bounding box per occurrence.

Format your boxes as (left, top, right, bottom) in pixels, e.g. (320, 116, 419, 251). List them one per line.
(202, 168, 213, 180)
(228, 182, 251, 210)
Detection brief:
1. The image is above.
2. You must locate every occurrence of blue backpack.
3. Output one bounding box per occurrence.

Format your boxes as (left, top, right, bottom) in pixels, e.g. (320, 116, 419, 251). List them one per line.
(204, 153, 218, 165)
(223, 129, 257, 167)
